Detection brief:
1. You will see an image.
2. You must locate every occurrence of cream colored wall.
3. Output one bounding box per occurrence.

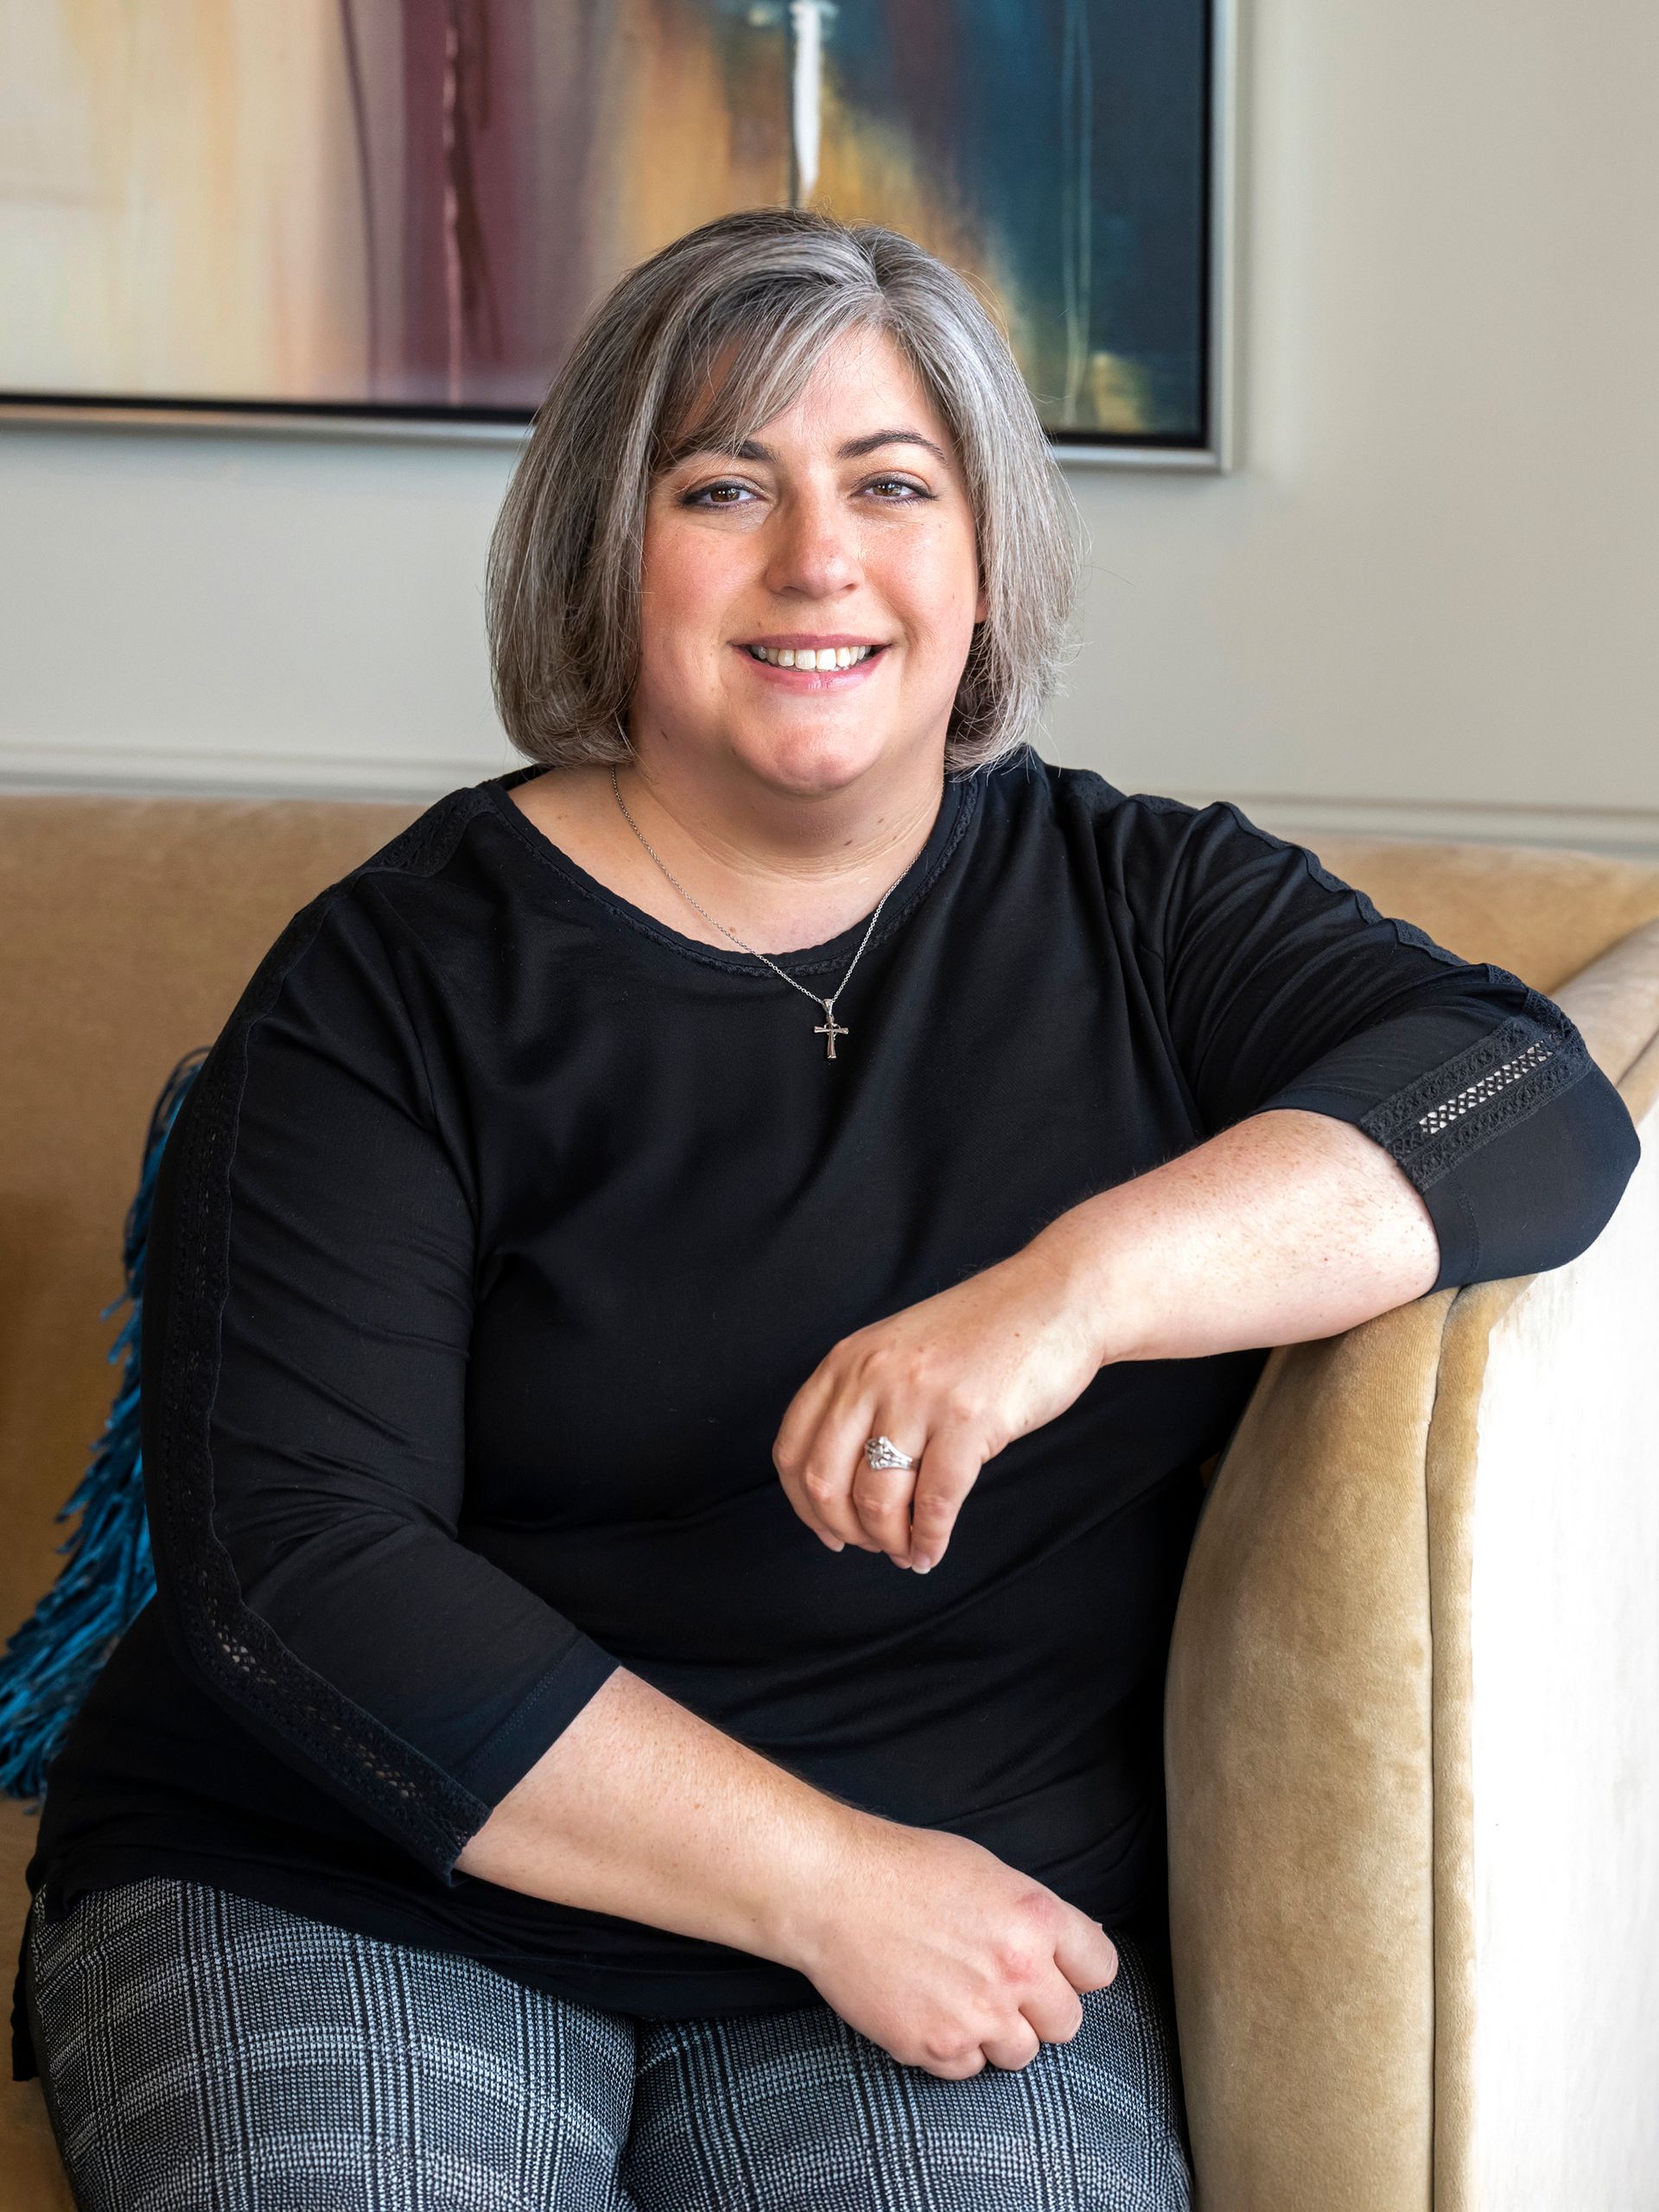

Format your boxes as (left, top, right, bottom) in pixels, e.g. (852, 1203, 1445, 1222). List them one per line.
(0, 0, 1654, 855)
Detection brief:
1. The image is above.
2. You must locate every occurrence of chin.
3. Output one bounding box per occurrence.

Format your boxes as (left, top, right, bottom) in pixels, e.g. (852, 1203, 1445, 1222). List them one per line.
(734, 720, 901, 795)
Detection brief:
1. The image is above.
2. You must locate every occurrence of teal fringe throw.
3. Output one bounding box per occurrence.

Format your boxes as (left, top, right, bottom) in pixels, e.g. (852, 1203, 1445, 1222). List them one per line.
(0, 1048, 207, 1805)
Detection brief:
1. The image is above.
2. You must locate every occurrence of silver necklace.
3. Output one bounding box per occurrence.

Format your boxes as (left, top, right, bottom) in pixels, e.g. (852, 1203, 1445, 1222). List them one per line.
(609, 761, 907, 1059)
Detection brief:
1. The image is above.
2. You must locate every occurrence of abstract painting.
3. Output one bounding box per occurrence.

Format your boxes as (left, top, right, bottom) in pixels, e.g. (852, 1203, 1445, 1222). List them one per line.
(0, 0, 1224, 455)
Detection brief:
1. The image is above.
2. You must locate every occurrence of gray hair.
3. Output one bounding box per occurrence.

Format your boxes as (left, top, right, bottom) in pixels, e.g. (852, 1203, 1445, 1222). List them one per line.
(486, 207, 1081, 778)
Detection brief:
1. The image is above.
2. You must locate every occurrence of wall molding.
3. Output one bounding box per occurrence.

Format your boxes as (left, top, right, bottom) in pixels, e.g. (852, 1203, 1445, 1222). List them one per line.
(0, 736, 509, 804)
(2, 741, 1656, 861)
(1159, 788, 1659, 862)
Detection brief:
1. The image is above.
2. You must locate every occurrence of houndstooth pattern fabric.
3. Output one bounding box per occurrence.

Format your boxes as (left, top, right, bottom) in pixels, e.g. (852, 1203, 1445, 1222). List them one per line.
(24, 1875, 1194, 2211)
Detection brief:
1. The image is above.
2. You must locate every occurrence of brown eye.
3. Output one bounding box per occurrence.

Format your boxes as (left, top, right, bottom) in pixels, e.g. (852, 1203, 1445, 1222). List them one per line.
(683, 481, 756, 508)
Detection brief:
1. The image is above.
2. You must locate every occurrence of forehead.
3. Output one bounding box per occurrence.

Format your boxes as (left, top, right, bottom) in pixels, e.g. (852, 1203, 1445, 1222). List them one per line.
(791, 325, 933, 411)
(662, 323, 957, 465)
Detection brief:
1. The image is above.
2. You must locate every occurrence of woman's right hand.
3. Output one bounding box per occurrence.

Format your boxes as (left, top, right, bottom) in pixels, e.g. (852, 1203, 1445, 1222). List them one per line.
(784, 1815, 1120, 2078)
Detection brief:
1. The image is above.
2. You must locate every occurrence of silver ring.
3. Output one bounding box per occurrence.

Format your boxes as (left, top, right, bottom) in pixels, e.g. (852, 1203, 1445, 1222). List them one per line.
(863, 1433, 916, 1471)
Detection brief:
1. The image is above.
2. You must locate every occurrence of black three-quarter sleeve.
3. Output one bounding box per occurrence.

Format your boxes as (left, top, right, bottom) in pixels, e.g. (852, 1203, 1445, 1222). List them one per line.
(139, 882, 620, 1886)
(1126, 794, 1642, 1294)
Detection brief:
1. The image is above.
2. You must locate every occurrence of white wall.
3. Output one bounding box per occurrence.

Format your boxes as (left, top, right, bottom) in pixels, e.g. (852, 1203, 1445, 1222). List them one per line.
(2, 0, 1655, 855)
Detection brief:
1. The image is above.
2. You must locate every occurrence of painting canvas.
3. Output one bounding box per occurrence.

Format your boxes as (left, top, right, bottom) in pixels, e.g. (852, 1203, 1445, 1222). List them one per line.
(0, 0, 1223, 455)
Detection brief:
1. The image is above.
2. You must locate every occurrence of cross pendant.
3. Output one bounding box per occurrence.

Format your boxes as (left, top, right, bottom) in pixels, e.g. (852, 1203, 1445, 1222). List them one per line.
(814, 1005, 849, 1059)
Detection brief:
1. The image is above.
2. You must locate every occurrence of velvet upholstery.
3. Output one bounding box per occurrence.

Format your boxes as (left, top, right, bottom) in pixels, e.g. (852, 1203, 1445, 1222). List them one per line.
(2, 793, 1657, 2207)
(1166, 910, 1659, 2211)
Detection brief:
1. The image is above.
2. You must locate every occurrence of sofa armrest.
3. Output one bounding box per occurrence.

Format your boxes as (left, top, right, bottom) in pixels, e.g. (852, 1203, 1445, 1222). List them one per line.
(1165, 919, 1659, 2212)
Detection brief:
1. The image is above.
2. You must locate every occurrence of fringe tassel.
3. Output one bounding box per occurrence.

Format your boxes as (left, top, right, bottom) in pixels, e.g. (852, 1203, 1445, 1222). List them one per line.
(0, 1048, 208, 1806)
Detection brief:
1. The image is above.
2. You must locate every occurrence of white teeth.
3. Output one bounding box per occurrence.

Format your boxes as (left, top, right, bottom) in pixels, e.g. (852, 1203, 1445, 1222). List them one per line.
(747, 644, 876, 670)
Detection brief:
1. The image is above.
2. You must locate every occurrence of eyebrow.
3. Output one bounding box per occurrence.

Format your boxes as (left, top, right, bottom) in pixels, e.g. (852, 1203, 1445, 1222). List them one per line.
(661, 428, 951, 472)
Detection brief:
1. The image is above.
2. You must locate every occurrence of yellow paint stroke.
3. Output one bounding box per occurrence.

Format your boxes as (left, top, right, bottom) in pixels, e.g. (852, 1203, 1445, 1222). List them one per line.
(1, 0, 368, 399)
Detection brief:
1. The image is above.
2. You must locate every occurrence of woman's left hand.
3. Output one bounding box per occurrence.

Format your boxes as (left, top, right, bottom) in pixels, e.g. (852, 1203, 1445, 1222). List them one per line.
(771, 1247, 1107, 1573)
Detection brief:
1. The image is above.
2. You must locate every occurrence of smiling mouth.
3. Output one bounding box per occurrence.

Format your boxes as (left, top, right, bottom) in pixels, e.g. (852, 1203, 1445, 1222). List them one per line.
(740, 643, 886, 672)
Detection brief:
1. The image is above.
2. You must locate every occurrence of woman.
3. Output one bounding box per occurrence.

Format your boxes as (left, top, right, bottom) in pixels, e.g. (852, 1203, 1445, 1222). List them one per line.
(14, 208, 1638, 2210)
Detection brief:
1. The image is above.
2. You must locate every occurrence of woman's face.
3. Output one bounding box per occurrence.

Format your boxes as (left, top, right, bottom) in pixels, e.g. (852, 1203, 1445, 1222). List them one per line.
(632, 325, 988, 801)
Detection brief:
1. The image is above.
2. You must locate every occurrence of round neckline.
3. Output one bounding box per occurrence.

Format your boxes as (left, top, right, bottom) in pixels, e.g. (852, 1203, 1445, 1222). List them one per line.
(480, 760, 981, 978)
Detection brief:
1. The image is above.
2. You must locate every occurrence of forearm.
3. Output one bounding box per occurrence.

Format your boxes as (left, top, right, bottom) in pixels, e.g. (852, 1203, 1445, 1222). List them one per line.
(454, 1664, 866, 1969)
(1024, 1107, 1442, 1366)
(454, 1116, 1435, 1935)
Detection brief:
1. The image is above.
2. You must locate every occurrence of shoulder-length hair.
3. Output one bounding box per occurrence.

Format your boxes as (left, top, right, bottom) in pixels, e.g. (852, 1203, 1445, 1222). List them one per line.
(486, 207, 1082, 778)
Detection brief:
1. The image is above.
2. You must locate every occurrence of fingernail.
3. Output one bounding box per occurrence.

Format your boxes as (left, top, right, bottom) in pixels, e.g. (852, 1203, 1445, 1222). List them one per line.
(820, 1535, 845, 1552)
(911, 1555, 932, 1574)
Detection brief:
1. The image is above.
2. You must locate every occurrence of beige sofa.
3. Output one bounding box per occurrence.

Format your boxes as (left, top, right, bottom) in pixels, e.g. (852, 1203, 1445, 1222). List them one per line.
(3, 791, 1657, 2209)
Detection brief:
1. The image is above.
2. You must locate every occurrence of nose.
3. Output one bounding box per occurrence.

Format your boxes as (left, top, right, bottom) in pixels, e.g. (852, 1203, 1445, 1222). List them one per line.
(760, 479, 861, 601)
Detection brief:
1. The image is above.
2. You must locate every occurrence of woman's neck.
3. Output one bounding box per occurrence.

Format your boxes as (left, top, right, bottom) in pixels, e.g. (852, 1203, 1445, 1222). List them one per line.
(508, 758, 945, 957)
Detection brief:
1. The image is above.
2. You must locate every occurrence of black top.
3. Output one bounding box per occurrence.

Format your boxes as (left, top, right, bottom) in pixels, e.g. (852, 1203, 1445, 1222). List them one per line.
(11, 747, 1640, 2081)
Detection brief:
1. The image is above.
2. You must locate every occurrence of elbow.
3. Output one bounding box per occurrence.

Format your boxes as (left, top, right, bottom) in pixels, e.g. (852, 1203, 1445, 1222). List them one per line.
(1432, 1063, 1642, 1290)
(1554, 1067, 1643, 1266)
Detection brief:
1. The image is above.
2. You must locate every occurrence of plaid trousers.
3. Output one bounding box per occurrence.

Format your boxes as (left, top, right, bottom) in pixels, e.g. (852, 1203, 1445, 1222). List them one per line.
(24, 1873, 1194, 2211)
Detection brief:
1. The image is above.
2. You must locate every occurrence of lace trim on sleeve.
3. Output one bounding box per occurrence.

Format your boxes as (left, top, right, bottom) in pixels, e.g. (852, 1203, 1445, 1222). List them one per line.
(1357, 988, 1592, 1192)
